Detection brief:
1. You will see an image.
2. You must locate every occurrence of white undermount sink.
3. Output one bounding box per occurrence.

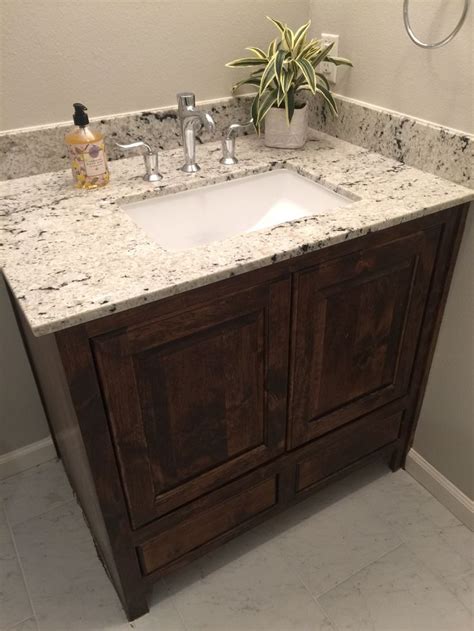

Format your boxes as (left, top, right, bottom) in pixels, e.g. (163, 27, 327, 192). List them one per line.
(122, 169, 351, 252)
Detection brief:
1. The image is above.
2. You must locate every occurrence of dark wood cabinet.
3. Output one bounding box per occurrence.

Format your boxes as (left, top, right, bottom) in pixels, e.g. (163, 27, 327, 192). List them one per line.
(91, 279, 290, 527)
(288, 226, 441, 448)
(17, 205, 467, 622)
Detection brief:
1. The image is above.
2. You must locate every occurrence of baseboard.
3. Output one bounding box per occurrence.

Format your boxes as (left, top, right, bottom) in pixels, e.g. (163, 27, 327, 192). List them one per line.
(0, 436, 57, 480)
(405, 449, 474, 531)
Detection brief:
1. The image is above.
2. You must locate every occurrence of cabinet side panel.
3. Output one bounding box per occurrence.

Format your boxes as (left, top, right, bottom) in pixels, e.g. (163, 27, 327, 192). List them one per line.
(14, 312, 125, 601)
(403, 204, 470, 461)
(54, 325, 148, 619)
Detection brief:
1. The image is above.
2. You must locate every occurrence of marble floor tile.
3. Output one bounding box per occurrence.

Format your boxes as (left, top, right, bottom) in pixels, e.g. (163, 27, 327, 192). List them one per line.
(261, 481, 402, 598)
(319, 544, 473, 631)
(0, 508, 33, 631)
(132, 579, 188, 631)
(12, 501, 130, 631)
(444, 570, 474, 614)
(356, 466, 445, 531)
(357, 465, 474, 606)
(7, 618, 38, 630)
(0, 460, 73, 527)
(164, 528, 336, 630)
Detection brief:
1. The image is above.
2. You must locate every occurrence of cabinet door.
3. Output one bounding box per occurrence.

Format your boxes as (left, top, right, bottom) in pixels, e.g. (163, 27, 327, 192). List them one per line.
(288, 228, 441, 448)
(92, 278, 290, 528)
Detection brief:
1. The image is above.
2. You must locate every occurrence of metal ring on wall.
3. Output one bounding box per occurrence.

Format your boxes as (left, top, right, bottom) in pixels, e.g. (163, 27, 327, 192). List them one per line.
(403, 0, 470, 49)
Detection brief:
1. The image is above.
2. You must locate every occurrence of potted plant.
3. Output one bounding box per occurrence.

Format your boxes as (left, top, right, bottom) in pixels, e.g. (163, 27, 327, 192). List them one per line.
(226, 17, 352, 149)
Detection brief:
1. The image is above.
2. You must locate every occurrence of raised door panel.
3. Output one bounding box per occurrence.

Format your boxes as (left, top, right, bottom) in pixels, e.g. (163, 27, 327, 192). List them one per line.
(92, 278, 290, 528)
(289, 227, 441, 448)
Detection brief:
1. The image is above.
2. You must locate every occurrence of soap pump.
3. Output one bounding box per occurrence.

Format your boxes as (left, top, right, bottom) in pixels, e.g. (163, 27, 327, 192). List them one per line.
(65, 103, 110, 189)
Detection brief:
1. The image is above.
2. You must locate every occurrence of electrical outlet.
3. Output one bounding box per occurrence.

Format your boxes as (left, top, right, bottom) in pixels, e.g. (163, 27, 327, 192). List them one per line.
(320, 33, 339, 84)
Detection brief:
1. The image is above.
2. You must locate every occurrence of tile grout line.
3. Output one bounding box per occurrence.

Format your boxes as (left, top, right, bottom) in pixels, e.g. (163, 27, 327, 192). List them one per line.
(2, 500, 39, 630)
(315, 540, 406, 600)
(283, 551, 343, 631)
(5, 616, 37, 631)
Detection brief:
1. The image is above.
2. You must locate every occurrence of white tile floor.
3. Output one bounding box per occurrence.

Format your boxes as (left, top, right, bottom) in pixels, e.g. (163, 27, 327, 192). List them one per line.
(0, 459, 472, 631)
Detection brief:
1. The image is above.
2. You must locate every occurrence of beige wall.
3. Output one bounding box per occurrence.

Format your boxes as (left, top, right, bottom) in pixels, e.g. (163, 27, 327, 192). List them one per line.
(0, 277, 50, 456)
(310, 0, 474, 132)
(0, 0, 308, 131)
(414, 208, 474, 499)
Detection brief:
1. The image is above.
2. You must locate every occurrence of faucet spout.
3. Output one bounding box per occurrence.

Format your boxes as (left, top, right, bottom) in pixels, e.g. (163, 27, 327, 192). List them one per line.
(177, 92, 215, 173)
(200, 111, 216, 134)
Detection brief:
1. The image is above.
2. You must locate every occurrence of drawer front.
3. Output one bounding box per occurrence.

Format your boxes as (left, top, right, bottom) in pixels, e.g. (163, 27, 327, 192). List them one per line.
(295, 406, 403, 493)
(138, 474, 278, 575)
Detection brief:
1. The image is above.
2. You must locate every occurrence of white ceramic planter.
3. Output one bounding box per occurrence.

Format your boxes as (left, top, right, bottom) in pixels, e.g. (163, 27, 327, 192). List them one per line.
(264, 104, 308, 149)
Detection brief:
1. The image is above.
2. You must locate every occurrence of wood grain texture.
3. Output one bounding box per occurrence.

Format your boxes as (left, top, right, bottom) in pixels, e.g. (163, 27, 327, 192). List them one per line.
(54, 326, 150, 620)
(296, 407, 404, 492)
(92, 278, 291, 527)
(138, 476, 277, 574)
(288, 227, 441, 448)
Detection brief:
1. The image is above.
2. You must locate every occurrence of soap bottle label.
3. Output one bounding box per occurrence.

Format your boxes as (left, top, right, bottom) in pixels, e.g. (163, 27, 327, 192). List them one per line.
(83, 143, 107, 176)
(69, 141, 109, 188)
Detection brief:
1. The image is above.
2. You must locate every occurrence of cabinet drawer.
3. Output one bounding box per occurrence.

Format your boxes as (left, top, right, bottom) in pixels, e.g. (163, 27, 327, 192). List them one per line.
(295, 406, 403, 493)
(137, 474, 278, 575)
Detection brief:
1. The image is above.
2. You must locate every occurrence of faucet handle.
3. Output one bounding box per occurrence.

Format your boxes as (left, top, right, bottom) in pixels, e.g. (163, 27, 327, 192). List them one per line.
(220, 120, 254, 166)
(115, 141, 162, 182)
(177, 92, 196, 110)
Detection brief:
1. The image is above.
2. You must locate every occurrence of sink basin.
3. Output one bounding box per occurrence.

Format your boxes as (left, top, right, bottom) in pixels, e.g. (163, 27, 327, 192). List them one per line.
(122, 169, 351, 252)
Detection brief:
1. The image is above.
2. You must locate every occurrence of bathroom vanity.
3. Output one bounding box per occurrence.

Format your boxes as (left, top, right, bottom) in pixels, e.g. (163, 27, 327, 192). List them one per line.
(1, 132, 472, 620)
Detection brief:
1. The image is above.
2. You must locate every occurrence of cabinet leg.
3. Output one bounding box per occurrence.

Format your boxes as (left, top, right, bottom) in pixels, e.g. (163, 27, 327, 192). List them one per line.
(389, 444, 405, 472)
(121, 590, 150, 622)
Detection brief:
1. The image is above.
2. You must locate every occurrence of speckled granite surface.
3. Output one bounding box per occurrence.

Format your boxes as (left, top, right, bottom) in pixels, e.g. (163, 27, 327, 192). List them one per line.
(1, 129, 472, 336)
(0, 96, 253, 181)
(308, 95, 473, 188)
(1, 93, 471, 188)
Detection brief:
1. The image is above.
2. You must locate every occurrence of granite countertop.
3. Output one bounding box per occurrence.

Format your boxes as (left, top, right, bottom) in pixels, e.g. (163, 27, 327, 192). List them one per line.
(1, 129, 472, 336)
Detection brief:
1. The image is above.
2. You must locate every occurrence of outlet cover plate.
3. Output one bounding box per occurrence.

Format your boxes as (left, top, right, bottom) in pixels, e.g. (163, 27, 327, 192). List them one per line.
(320, 33, 339, 84)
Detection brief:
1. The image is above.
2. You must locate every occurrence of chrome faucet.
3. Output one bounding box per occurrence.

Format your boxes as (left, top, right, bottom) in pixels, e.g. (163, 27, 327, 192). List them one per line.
(115, 140, 162, 182)
(177, 92, 216, 173)
(220, 120, 254, 165)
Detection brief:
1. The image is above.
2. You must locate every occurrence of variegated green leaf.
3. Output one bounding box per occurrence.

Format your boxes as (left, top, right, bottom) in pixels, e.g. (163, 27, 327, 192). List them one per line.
(295, 58, 317, 94)
(282, 66, 295, 93)
(276, 80, 286, 106)
(226, 57, 267, 68)
(232, 77, 262, 93)
(245, 46, 267, 60)
(259, 52, 278, 94)
(256, 88, 279, 126)
(298, 40, 320, 59)
(267, 37, 279, 58)
(326, 55, 353, 67)
(285, 88, 296, 124)
(293, 20, 311, 55)
(266, 16, 286, 37)
(309, 42, 334, 67)
(315, 71, 331, 91)
(316, 84, 338, 115)
(275, 49, 287, 84)
(251, 95, 260, 132)
(282, 26, 295, 51)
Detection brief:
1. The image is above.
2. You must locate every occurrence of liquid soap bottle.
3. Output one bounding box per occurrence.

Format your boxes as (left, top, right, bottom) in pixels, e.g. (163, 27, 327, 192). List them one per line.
(65, 103, 109, 189)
